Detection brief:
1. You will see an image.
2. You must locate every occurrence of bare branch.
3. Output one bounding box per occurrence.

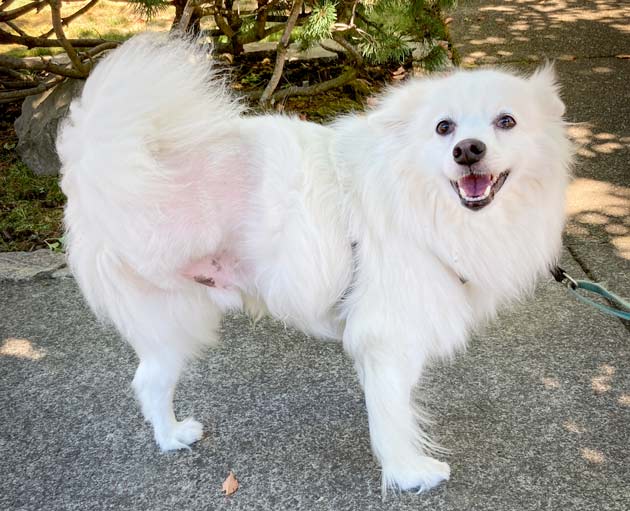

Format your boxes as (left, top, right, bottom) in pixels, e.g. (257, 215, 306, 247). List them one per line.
(0, 67, 37, 83)
(2, 77, 39, 88)
(0, 27, 108, 48)
(259, 0, 303, 106)
(0, 53, 87, 78)
(0, 0, 19, 11)
(82, 40, 118, 57)
(332, 32, 363, 65)
(0, 0, 46, 22)
(350, 0, 359, 26)
(235, 21, 286, 46)
(4, 19, 28, 36)
(254, 0, 269, 39)
(48, 0, 88, 75)
(213, 0, 235, 38)
(177, 0, 198, 32)
(0, 76, 62, 103)
(40, 0, 100, 38)
(249, 67, 358, 102)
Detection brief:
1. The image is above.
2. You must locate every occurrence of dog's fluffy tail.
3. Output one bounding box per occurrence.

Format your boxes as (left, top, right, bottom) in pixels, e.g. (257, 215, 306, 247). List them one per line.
(57, 33, 243, 322)
(58, 32, 242, 196)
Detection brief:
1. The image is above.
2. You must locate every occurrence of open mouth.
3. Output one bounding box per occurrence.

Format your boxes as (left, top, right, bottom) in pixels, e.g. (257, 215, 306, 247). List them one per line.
(450, 171, 510, 211)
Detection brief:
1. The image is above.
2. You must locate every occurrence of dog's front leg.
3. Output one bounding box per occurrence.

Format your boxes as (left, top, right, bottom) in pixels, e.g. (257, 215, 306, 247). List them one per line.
(345, 329, 450, 494)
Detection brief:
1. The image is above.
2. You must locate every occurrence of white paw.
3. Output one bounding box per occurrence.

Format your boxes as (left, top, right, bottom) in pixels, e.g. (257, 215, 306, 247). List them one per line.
(383, 456, 450, 493)
(156, 418, 204, 451)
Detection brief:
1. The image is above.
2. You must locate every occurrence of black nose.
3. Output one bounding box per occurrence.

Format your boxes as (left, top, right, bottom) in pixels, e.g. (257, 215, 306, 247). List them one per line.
(453, 139, 486, 165)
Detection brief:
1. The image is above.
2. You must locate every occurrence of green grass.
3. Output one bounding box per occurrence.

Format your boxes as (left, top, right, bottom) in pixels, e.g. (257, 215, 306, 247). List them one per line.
(0, 157, 65, 252)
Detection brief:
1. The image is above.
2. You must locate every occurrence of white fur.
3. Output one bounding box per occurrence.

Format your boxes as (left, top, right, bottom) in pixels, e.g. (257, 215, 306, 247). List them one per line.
(57, 33, 571, 494)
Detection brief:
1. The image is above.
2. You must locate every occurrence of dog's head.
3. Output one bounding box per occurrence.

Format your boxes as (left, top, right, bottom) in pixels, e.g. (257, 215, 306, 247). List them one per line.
(367, 65, 569, 212)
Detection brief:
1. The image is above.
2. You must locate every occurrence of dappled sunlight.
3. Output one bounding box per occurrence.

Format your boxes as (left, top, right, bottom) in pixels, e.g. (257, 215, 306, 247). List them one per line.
(565, 123, 630, 261)
(470, 36, 508, 45)
(0, 337, 45, 360)
(541, 370, 623, 468)
(542, 376, 561, 389)
(581, 447, 606, 464)
(591, 364, 615, 394)
(567, 124, 628, 158)
(457, 1, 630, 65)
(562, 420, 585, 434)
(566, 177, 630, 260)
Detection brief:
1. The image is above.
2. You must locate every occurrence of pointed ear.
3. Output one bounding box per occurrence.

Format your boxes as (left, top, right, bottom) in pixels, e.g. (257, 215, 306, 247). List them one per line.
(529, 63, 566, 118)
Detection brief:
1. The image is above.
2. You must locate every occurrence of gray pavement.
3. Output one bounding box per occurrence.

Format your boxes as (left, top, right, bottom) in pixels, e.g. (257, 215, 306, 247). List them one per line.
(2, 1, 629, 509)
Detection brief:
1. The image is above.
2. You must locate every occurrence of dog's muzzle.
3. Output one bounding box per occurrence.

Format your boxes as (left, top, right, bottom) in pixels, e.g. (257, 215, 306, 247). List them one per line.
(450, 138, 509, 211)
(450, 171, 510, 211)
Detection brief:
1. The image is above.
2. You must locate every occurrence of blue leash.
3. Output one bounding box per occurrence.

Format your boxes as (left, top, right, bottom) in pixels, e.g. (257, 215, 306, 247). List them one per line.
(551, 266, 630, 321)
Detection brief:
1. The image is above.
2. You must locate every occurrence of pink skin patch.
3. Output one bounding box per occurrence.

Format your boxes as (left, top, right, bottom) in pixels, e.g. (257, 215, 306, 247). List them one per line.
(181, 253, 239, 289)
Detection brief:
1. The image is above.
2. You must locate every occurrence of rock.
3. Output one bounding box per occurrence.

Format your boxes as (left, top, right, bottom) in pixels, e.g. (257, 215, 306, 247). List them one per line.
(0, 249, 68, 281)
(242, 40, 342, 61)
(14, 78, 85, 176)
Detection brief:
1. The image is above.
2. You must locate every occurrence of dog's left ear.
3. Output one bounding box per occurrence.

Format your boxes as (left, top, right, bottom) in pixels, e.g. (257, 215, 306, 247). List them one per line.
(529, 63, 566, 118)
(366, 82, 421, 132)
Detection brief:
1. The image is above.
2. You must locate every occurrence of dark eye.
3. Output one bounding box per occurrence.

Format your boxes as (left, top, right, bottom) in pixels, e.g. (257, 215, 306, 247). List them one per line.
(436, 119, 455, 135)
(496, 114, 516, 129)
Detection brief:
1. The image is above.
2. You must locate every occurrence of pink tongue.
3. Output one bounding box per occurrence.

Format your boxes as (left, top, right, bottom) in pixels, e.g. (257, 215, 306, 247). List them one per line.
(458, 173, 492, 197)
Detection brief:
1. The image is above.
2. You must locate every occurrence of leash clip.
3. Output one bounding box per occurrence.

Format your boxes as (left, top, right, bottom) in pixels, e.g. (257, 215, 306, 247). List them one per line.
(551, 266, 577, 290)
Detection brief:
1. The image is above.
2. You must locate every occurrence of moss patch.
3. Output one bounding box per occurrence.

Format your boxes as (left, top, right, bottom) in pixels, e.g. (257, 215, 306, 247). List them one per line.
(0, 103, 65, 252)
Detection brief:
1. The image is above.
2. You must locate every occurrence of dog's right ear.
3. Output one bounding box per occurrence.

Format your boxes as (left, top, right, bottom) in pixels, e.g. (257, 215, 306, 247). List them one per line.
(529, 63, 566, 118)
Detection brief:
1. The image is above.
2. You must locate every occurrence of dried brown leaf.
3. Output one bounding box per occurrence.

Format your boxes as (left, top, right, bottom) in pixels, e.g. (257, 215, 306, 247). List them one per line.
(222, 470, 239, 496)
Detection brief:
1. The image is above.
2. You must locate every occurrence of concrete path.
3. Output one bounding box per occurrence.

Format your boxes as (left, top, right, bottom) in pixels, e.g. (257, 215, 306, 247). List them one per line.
(1, 2, 629, 509)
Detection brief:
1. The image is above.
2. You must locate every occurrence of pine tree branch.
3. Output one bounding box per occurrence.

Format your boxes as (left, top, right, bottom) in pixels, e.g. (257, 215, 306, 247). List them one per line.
(259, 0, 303, 106)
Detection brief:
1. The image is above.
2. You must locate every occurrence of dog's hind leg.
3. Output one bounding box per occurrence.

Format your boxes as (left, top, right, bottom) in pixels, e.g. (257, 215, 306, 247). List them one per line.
(132, 356, 202, 450)
(107, 280, 223, 451)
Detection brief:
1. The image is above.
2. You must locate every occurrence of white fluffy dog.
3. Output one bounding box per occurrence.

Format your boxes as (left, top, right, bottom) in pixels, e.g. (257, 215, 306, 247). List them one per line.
(57, 33, 571, 493)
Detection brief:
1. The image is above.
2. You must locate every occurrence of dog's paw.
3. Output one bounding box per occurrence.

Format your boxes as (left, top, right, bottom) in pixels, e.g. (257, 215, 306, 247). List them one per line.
(156, 418, 204, 451)
(383, 456, 450, 493)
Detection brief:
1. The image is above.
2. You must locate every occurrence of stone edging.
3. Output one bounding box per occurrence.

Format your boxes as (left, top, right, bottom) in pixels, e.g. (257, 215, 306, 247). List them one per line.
(0, 249, 71, 281)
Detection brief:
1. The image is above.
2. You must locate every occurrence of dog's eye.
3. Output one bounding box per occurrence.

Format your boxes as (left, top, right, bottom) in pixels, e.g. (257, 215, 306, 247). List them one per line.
(436, 120, 455, 135)
(496, 115, 516, 130)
